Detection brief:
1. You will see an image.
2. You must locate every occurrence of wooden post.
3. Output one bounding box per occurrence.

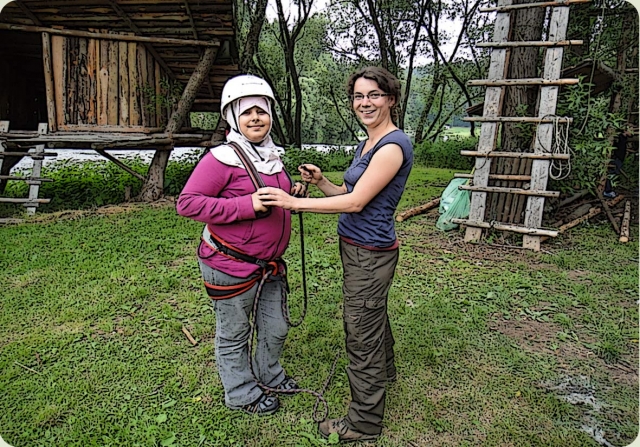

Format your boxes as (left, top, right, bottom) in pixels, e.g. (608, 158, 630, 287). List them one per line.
(26, 144, 45, 215)
(0, 121, 7, 174)
(465, 0, 511, 243)
(41, 32, 57, 132)
(619, 200, 631, 243)
(138, 47, 217, 202)
(523, 5, 570, 251)
(51, 36, 66, 128)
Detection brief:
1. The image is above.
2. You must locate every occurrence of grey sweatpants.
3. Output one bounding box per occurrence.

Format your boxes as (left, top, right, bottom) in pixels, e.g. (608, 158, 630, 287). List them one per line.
(339, 240, 399, 435)
(199, 260, 289, 408)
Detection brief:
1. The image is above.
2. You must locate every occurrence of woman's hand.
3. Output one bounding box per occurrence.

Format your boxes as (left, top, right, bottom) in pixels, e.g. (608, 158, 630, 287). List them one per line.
(251, 191, 269, 213)
(290, 182, 308, 198)
(258, 187, 298, 211)
(298, 164, 323, 185)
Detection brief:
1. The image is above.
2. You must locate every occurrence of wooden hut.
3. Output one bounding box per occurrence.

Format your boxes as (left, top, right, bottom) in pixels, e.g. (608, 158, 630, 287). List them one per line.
(0, 0, 239, 207)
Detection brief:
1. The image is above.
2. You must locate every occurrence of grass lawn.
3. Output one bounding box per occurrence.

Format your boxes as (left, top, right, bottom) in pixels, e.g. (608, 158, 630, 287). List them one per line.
(0, 167, 638, 447)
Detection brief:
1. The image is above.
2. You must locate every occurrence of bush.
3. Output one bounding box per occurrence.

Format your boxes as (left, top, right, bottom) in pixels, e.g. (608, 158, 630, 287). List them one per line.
(2, 154, 202, 216)
(414, 136, 477, 171)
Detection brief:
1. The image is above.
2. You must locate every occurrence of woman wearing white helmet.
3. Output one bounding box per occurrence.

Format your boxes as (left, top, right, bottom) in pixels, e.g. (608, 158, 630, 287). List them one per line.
(177, 74, 306, 415)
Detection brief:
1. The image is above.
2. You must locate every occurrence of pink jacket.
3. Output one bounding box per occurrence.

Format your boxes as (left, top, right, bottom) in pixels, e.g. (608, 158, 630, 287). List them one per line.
(176, 151, 292, 277)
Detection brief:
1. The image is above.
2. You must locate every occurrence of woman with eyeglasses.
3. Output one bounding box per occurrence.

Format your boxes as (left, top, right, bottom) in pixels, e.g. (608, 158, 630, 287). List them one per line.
(258, 66, 413, 442)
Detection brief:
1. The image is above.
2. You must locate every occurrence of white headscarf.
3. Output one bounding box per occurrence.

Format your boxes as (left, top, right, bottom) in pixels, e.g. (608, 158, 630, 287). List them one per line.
(210, 96, 284, 175)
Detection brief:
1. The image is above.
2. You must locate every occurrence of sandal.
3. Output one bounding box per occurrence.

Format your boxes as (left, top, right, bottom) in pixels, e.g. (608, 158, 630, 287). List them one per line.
(241, 393, 279, 415)
(275, 376, 299, 391)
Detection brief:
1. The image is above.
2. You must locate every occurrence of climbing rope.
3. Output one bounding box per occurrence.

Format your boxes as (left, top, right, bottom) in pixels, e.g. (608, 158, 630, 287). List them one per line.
(536, 114, 573, 181)
(247, 259, 339, 422)
(244, 198, 339, 422)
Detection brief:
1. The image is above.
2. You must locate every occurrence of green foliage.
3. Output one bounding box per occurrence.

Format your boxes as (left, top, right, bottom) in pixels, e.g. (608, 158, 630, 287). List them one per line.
(189, 112, 221, 131)
(552, 80, 628, 193)
(413, 136, 477, 170)
(2, 152, 203, 216)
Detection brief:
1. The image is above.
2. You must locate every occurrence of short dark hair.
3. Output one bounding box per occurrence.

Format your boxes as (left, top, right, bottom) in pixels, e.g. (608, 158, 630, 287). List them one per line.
(346, 66, 402, 122)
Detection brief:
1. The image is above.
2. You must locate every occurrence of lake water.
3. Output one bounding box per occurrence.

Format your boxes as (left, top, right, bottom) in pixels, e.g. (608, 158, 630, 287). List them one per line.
(10, 144, 355, 173)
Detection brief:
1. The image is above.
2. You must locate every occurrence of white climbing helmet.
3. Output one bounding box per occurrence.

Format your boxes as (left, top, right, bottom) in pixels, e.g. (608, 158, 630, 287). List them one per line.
(220, 74, 275, 116)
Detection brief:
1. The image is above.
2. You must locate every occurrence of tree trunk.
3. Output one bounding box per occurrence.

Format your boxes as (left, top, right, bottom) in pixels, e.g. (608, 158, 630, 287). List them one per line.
(493, 0, 545, 223)
(137, 47, 216, 201)
(239, 0, 269, 72)
(501, 1, 545, 150)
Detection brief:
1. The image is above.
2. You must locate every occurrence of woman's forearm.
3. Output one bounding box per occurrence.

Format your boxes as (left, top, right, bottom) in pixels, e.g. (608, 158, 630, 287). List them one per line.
(316, 176, 347, 197)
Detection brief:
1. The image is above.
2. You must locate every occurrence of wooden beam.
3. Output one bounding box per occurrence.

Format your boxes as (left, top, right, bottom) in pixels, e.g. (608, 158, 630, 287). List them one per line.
(51, 35, 66, 128)
(0, 175, 53, 182)
(461, 150, 570, 160)
(453, 219, 559, 237)
(0, 23, 221, 48)
(0, 198, 51, 204)
(459, 185, 560, 198)
(166, 47, 217, 133)
(523, 6, 571, 251)
(476, 40, 583, 48)
(41, 32, 57, 132)
(95, 149, 147, 182)
(14, 0, 42, 26)
(467, 78, 580, 86)
(463, 116, 572, 123)
(104, 0, 179, 83)
(396, 198, 440, 222)
(454, 173, 532, 181)
(0, 151, 57, 158)
(596, 188, 620, 234)
(480, 0, 590, 12)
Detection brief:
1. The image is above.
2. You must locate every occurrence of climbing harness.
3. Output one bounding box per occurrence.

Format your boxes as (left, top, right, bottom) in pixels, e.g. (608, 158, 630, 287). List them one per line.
(202, 141, 336, 421)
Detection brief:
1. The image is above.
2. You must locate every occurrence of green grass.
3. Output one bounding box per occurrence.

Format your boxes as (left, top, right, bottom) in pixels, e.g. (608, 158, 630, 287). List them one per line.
(1, 167, 638, 447)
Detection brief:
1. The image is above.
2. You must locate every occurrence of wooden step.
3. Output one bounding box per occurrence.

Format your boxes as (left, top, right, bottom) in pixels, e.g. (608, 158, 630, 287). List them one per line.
(0, 197, 51, 204)
(0, 151, 57, 158)
(454, 173, 532, 181)
(460, 150, 570, 160)
(0, 175, 54, 182)
(463, 116, 572, 124)
(480, 0, 590, 13)
(452, 219, 559, 237)
(476, 40, 582, 48)
(467, 78, 579, 87)
(459, 185, 560, 198)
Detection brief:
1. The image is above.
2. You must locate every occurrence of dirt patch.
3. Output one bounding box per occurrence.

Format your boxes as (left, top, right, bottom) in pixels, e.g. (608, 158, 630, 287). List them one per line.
(13, 197, 177, 225)
(489, 315, 639, 387)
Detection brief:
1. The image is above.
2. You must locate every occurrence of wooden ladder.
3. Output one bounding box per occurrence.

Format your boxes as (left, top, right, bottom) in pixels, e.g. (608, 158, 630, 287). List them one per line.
(454, 0, 589, 251)
(0, 121, 54, 222)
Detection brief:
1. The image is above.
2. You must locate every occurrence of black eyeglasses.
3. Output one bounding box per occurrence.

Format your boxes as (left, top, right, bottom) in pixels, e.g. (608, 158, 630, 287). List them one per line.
(350, 92, 390, 102)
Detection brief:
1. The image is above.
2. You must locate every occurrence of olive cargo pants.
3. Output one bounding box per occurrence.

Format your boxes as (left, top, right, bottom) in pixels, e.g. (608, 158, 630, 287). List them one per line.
(339, 239, 399, 435)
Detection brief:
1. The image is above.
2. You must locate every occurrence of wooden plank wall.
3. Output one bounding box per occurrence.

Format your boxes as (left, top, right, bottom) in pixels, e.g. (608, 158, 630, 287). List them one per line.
(51, 33, 169, 131)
